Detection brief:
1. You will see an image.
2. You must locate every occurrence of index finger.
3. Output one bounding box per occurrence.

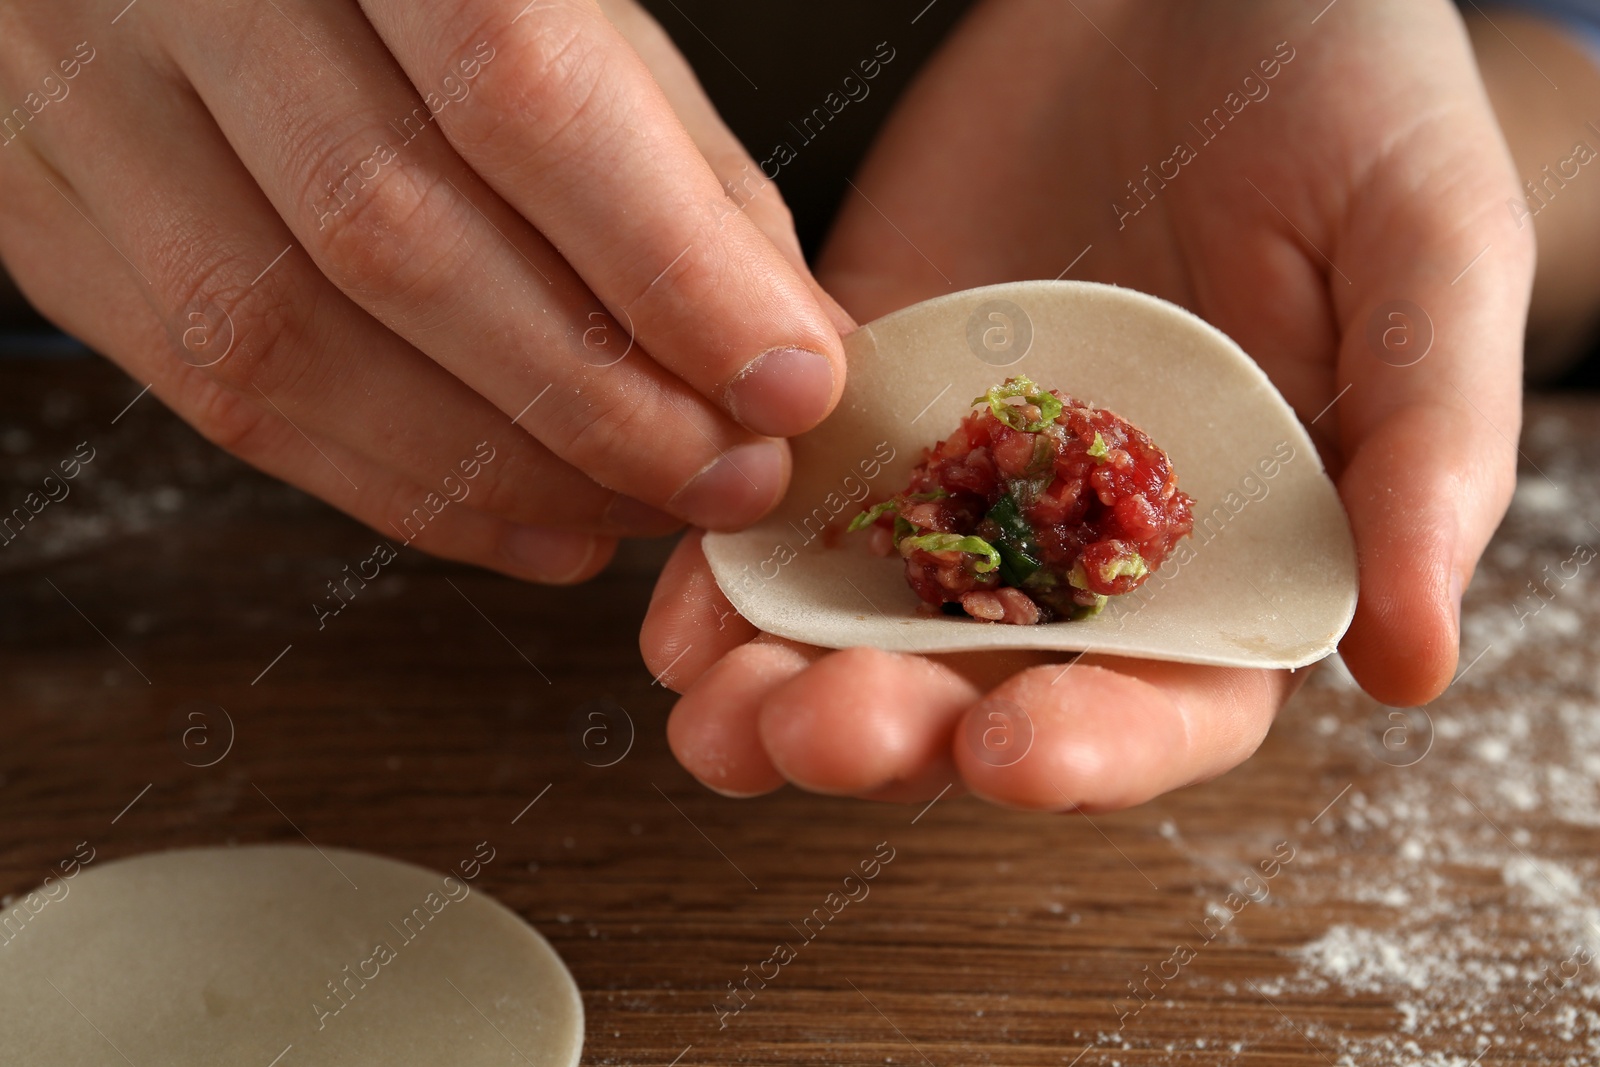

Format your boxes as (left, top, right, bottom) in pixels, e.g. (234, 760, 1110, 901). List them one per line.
(361, 0, 846, 437)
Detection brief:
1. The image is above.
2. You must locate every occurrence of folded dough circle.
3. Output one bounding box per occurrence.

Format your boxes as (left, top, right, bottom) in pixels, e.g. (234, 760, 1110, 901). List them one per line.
(0, 845, 582, 1066)
(704, 281, 1358, 669)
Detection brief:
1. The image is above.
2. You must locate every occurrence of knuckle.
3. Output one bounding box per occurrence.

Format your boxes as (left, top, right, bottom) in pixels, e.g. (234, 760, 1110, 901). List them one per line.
(473, 441, 621, 527)
(201, 283, 302, 397)
(458, 14, 617, 172)
(374, 478, 446, 541)
(542, 386, 657, 478)
(178, 377, 281, 456)
(293, 129, 457, 293)
(148, 244, 307, 398)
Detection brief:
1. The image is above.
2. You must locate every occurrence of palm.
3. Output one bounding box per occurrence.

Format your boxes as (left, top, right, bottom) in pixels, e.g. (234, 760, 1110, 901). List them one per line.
(641, 0, 1531, 811)
(822, 0, 1501, 447)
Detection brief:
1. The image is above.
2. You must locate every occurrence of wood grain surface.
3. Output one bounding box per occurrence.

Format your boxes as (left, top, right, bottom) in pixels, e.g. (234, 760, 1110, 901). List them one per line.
(2, 353, 1597, 1066)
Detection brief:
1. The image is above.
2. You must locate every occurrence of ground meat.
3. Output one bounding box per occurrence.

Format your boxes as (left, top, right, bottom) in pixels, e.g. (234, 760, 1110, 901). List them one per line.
(960, 587, 1043, 625)
(850, 376, 1194, 624)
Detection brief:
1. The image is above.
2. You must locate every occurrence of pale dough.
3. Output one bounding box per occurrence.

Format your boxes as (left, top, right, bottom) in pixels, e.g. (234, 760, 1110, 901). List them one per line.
(703, 280, 1358, 669)
(0, 845, 583, 1066)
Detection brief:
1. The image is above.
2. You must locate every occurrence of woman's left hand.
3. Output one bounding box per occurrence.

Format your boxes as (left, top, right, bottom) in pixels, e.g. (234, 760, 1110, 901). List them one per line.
(642, 0, 1533, 810)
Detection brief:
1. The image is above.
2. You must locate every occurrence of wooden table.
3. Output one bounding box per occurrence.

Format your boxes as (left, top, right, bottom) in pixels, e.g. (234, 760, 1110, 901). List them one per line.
(3, 352, 1597, 1066)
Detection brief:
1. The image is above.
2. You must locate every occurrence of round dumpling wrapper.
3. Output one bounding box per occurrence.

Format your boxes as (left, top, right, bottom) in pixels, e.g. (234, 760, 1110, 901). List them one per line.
(704, 280, 1357, 669)
(0, 845, 582, 1066)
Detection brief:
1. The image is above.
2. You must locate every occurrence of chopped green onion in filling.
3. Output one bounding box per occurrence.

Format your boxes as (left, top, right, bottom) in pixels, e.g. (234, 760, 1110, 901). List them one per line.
(898, 533, 1001, 574)
(846, 490, 950, 532)
(844, 376, 1194, 625)
(1070, 595, 1109, 620)
(1100, 553, 1148, 583)
(846, 499, 899, 532)
(972, 376, 1064, 433)
(1069, 552, 1148, 590)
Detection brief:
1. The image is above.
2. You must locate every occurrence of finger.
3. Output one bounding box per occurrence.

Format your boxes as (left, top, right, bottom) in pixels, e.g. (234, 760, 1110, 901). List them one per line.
(151, 2, 789, 529)
(594, 0, 856, 337)
(640, 529, 757, 691)
(641, 535, 995, 803)
(10, 52, 689, 542)
(641, 532, 1281, 808)
(954, 658, 1294, 813)
(650, 538, 974, 803)
(228, 407, 618, 584)
(757, 647, 978, 802)
(665, 637, 815, 798)
(1329, 109, 1534, 704)
(365, 0, 846, 436)
(0, 161, 614, 584)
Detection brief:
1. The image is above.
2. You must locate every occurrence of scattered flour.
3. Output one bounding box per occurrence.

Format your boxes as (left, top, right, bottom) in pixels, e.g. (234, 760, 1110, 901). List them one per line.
(1512, 476, 1572, 515)
(1298, 925, 1434, 993)
(1224, 437, 1600, 1066)
(1502, 856, 1583, 906)
(1471, 736, 1510, 763)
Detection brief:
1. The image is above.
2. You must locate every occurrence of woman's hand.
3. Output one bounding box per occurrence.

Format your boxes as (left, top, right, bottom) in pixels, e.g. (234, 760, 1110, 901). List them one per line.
(643, 0, 1533, 810)
(0, 0, 848, 583)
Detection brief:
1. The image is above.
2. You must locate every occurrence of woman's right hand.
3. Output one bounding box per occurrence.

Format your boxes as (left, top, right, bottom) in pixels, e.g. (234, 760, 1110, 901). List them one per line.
(0, 0, 847, 582)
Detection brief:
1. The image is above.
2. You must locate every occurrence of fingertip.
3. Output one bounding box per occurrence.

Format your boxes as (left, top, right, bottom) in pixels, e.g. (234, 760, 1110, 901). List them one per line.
(666, 440, 791, 531)
(1336, 409, 1480, 706)
(954, 664, 1188, 814)
(1338, 511, 1459, 707)
(641, 531, 757, 692)
(1339, 581, 1460, 706)
(666, 640, 815, 798)
(498, 527, 616, 585)
(758, 647, 977, 797)
(726, 345, 839, 438)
